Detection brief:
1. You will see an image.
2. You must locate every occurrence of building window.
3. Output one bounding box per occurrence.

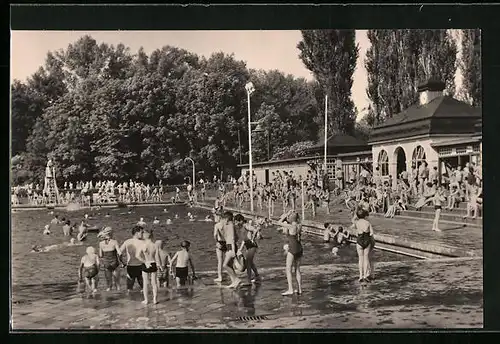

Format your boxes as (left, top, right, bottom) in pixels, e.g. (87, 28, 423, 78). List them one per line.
(456, 147, 467, 155)
(473, 145, 480, 152)
(378, 150, 389, 176)
(439, 147, 452, 156)
(411, 145, 426, 167)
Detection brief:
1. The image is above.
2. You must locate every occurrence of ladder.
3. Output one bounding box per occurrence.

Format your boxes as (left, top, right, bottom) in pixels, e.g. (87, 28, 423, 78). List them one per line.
(44, 167, 60, 205)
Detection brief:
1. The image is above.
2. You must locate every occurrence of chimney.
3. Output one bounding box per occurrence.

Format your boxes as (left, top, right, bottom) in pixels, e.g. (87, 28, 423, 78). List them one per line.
(417, 79, 445, 105)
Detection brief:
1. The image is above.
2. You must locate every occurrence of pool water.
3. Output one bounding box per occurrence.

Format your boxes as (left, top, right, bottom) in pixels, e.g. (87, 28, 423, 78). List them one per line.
(11, 205, 412, 286)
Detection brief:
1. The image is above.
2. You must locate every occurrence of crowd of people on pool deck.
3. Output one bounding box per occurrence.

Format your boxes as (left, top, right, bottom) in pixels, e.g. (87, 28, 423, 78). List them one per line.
(215, 160, 482, 232)
(11, 175, 230, 206)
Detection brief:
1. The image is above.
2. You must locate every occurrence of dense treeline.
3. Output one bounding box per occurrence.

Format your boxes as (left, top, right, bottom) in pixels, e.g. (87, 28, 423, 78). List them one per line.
(11, 36, 326, 185)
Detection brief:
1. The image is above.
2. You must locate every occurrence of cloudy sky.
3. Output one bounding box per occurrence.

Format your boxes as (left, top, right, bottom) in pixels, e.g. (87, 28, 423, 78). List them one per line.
(10, 30, 462, 120)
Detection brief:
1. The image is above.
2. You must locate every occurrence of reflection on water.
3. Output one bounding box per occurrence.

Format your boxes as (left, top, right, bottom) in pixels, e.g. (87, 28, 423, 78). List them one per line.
(12, 205, 411, 287)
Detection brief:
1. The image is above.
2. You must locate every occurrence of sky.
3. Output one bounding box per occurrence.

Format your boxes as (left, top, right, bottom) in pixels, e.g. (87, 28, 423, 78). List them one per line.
(10, 30, 462, 120)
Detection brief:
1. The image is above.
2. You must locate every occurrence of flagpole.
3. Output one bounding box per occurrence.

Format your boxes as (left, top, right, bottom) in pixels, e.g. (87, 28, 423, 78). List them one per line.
(324, 95, 328, 173)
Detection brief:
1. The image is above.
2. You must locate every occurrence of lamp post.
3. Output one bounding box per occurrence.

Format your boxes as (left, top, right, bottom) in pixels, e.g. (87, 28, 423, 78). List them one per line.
(184, 158, 195, 193)
(245, 81, 255, 212)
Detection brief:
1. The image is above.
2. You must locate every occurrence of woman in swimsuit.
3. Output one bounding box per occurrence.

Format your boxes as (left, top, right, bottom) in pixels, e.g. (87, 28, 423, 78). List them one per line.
(278, 210, 303, 296)
(235, 214, 261, 286)
(136, 227, 161, 305)
(354, 207, 375, 283)
(98, 227, 122, 291)
(213, 216, 227, 283)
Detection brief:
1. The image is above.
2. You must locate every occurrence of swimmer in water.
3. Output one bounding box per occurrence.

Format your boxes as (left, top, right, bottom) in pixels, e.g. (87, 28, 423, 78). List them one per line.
(137, 217, 146, 227)
(77, 221, 88, 242)
(105, 213, 111, 218)
(204, 215, 213, 222)
(153, 217, 160, 225)
(170, 241, 196, 288)
(174, 214, 179, 219)
(43, 224, 51, 235)
(50, 215, 60, 225)
(79, 246, 100, 293)
(166, 219, 172, 225)
(62, 220, 72, 236)
(323, 223, 335, 243)
(163, 208, 168, 213)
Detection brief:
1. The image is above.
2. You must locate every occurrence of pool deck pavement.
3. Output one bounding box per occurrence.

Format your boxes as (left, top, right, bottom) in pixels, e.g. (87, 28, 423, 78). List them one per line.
(11, 257, 483, 330)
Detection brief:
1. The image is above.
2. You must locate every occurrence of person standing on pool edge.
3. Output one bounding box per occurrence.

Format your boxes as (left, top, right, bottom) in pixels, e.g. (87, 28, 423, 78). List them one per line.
(221, 211, 241, 288)
(120, 226, 144, 293)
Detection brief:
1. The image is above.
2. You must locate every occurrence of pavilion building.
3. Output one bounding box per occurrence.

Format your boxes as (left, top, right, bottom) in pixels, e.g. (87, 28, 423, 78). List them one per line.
(238, 79, 481, 189)
(369, 79, 481, 189)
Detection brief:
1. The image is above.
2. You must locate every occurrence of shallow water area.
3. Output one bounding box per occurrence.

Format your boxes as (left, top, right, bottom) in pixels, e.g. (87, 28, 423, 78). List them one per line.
(12, 205, 412, 287)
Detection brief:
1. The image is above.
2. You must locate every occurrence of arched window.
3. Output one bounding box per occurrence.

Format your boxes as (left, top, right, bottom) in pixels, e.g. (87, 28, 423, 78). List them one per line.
(412, 145, 426, 168)
(378, 150, 389, 176)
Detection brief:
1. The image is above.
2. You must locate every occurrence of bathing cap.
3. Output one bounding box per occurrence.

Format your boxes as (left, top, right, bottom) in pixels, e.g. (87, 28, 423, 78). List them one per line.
(283, 244, 289, 251)
(181, 240, 190, 248)
(332, 247, 339, 255)
(98, 226, 113, 238)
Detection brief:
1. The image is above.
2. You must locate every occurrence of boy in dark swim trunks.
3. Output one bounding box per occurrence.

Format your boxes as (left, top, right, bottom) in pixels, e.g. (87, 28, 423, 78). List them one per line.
(170, 241, 196, 287)
(156, 240, 171, 288)
(79, 246, 100, 293)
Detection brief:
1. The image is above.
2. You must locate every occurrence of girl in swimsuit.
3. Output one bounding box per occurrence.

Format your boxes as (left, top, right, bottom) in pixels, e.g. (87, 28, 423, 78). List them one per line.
(432, 186, 446, 232)
(79, 246, 100, 293)
(98, 227, 122, 291)
(235, 214, 261, 286)
(278, 210, 303, 296)
(354, 207, 375, 283)
(136, 227, 161, 305)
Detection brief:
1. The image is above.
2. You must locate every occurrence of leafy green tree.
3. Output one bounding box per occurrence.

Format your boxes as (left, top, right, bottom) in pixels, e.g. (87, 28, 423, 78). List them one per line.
(365, 30, 457, 124)
(459, 29, 481, 107)
(298, 30, 358, 134)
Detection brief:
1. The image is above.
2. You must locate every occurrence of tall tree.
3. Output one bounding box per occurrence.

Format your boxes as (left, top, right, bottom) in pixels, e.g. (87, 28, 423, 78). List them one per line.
(298, 30, 359, 134)
(459, 29, 481, 107)
(365, 29, 457, 125)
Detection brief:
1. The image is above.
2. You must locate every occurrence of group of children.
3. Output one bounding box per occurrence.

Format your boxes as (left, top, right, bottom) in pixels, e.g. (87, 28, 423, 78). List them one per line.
(76, 218, 198, 305)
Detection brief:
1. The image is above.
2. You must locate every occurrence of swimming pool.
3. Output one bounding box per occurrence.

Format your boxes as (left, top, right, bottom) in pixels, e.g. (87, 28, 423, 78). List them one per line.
(11, 205, 413, 286)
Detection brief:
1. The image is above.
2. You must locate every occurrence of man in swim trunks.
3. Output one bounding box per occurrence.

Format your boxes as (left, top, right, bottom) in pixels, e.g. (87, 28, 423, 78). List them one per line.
(119, 226, 144, 293)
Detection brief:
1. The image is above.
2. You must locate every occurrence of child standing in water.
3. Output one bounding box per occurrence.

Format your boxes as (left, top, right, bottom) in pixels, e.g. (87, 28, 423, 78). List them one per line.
(156, 240, 171, 288)
(79, 247, 100, 293)
(170, 241, 196, 287)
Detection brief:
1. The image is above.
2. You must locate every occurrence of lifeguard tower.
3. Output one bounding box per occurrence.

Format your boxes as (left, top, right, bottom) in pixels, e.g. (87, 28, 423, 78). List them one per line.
(43, 159, 60, 205)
